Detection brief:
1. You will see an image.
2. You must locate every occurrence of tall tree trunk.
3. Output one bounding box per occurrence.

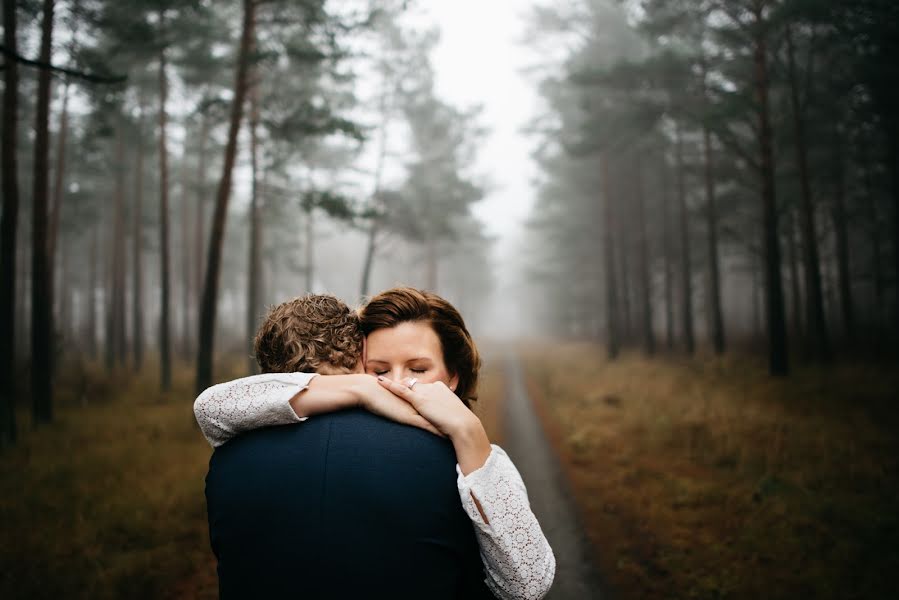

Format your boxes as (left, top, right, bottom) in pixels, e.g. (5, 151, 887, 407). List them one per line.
(48, 77, 69, 323)
(701, 62, 725, 355)
(195, 107, 210, 314)
(31, 0, 55, 424)
(634, 157, 655, 355)
(862, 153, 885, 337)
(111, 124, 127, 367)
(196, 0, 256, 395)
(751, 251, 762, 340)
(888, 124, 899, 344)
(0, 0, 21, 445)
(158, 46, 172, 391)
(786, 207, 804, 341)
(246, 69, 261, 375)
(359, 102, 390, 298)
(786, 25, 830, 362)
(601, 155, 619, 359)
(662, 162, 675, 351)
(179, 164, 192, 360)
(752, 1, 789, 375)
(133, 107, 145, 371)
(830, 129, 854, 343)
(675, 122, 695, 354)
(86, 228, 98, 359)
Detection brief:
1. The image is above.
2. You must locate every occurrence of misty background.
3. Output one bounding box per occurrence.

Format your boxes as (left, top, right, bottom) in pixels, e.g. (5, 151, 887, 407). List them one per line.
(2, 0, 898, 599)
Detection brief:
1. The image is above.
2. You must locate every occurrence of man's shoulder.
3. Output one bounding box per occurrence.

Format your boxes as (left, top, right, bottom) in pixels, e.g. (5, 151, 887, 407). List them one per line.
(214, 409, 454, 464)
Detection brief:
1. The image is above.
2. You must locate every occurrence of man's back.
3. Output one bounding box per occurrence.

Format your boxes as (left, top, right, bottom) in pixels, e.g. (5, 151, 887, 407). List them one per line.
(205, 409, 490, 599)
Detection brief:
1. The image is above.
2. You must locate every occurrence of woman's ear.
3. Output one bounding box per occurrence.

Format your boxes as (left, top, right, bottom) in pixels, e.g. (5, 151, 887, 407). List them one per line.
(449, 373, 459, 392)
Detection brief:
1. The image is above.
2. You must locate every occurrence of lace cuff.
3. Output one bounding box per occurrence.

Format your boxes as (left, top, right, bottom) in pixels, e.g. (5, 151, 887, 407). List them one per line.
(194, 372, 317, 448)
(456, 445, 555, 600)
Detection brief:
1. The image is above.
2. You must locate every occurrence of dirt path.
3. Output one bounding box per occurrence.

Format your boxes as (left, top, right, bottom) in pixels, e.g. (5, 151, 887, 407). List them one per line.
(501, 355, 607, 600)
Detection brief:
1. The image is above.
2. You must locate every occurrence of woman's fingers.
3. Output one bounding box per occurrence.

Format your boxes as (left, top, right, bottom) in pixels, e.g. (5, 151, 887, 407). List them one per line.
(376, 376, 418, 403)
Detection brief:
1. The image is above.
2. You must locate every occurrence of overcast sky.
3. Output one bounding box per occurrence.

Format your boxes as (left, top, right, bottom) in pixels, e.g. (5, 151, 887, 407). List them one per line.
(424, 1, 540, 242)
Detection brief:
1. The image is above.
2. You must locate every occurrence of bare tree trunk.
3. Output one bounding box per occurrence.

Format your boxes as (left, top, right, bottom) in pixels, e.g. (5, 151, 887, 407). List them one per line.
(701, 62, 725, 355)
(862, 153, 885, 337)
(830, 129, 854, 343)
(31, 0, 55, 424)
(753, 1, 789, 375)
(634, 157, 655, 355)
(0, 0, 21, 445)
(786, 207, 804, 342)
(246, 69, 261, 375)
(751, 252, 762, 340)
(675, 122, 694, 354)
(196, 0, 256, 395)
(48, 77, 69, 321)
(133, 107, 145, 371)
(180, 164, 192, 360)
(786, 25, 830, 362)
(195, 108, 209, 317)
(661, 162, 675, 351)
(601, 155, 620, 359)
(359, 101, 390, 298)
(111, 125, 128, 366)
(86, 229, 98, 359)
(888, 124, 899, 344)
(158, 46, 172, 391)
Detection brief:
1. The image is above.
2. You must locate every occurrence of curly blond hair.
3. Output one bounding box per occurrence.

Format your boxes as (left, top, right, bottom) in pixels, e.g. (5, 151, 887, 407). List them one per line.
(253, 294, 364, 375)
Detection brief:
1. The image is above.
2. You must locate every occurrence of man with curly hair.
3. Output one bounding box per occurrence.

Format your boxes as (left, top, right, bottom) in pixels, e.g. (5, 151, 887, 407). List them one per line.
(195, 294, 433, 447)
(200, 293, 494, 599)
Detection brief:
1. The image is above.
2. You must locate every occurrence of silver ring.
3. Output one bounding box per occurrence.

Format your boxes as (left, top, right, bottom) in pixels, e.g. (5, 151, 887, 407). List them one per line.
(407, 378, 418, 390)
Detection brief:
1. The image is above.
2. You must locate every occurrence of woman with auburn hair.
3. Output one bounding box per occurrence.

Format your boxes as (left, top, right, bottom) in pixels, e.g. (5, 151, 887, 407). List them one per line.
(195, 288, 555, 600)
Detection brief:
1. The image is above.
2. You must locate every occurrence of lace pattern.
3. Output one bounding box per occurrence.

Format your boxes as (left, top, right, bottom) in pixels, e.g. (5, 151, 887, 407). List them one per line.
(194, 373, 555, 599)
(458, 445, 556, 600)
(193, 373, 316, 447)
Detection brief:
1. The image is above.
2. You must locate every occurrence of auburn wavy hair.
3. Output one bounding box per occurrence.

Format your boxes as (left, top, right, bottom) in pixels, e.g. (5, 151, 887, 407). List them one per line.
(359, 287, 481, 406)
(254, 294, 363, 375)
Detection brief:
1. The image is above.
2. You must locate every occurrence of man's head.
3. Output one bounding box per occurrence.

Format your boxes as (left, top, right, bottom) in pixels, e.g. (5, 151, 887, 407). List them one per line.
(253, 294, 364, 375)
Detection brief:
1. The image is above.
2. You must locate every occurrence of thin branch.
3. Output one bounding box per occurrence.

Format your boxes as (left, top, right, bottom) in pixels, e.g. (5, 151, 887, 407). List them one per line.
(0, 45, 126, 84)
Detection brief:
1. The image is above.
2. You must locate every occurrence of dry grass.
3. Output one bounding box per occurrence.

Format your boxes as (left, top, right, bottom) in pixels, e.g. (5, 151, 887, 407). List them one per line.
(523, 343, 899, 600)
(473, 350, 506, 445)
(0, 352, 506, 599)
(0, 356, 246, 600)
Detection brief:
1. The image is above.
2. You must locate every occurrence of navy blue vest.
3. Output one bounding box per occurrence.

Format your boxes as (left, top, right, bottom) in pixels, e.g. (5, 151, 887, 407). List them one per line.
(205, 409, 493, 599)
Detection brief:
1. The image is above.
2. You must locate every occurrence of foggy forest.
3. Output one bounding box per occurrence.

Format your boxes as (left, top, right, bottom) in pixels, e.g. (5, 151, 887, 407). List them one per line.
(2, 0, 897, 599)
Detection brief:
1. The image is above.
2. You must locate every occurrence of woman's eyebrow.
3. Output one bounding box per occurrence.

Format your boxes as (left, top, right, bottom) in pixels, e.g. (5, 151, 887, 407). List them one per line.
(365, 359, 389, 365)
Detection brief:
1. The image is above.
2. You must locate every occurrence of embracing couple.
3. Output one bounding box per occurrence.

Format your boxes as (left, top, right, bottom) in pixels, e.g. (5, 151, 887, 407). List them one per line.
(194, 287, 555, 599)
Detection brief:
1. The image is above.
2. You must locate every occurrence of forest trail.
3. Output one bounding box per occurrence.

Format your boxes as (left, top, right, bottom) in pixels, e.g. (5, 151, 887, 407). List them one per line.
(500, 354, 607, 600)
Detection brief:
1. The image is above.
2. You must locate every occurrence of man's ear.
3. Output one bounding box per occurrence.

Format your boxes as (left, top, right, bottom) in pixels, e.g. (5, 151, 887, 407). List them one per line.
(361, 337, 367, 369)
(449, 373, 459, 393)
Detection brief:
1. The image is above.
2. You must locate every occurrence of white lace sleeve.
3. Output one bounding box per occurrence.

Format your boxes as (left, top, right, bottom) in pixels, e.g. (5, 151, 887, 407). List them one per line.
(193, 372, 318, 448)
(456, 445, 556, 600)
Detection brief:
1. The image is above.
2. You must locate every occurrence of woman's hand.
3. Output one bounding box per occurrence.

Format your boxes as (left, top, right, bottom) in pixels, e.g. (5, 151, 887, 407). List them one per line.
(376, 377, 491, 475)
(296, 374, 440, 437)
(354, 375, 443, 437)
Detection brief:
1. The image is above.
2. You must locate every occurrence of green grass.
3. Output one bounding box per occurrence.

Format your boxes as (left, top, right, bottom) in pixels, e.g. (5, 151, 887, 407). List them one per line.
(523, 343, 899, 600)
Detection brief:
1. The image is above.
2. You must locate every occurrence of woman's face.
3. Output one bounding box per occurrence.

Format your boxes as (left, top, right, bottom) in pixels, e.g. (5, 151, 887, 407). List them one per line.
(364, 321, 458, 390)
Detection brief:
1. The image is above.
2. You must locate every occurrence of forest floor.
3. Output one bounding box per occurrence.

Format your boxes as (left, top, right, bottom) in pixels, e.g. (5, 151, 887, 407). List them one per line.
(522, 343, 899, 600)
(0, 356, 506, 600)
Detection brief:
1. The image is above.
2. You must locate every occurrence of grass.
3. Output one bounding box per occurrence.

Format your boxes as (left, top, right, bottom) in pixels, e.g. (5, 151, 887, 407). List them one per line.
(0, 354, 506, 599)
(523, 343, 899, 600)
(0, 356, 239, 600)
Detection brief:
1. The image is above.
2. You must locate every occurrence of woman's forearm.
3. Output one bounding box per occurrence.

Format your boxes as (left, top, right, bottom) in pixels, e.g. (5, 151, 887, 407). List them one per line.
(450, 415, 492, 476)
(289, 374, 369, 417)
